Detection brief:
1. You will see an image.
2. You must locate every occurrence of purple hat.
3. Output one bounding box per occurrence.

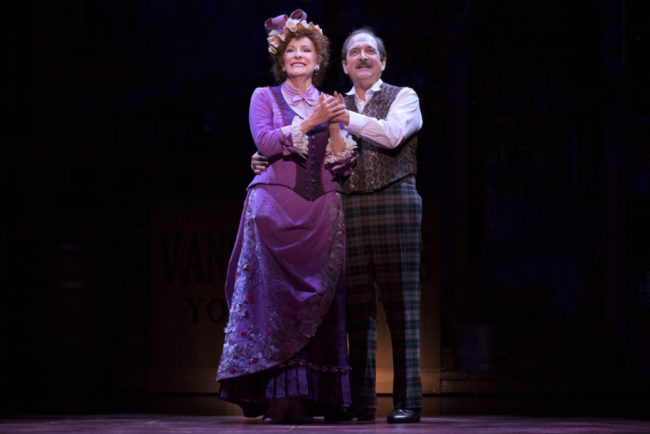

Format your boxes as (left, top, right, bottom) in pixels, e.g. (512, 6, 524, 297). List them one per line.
(264, 9, 323, 54)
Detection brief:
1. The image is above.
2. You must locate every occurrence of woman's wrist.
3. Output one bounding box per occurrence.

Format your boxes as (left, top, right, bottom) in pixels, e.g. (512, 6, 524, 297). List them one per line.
(301, 118, 315, 134)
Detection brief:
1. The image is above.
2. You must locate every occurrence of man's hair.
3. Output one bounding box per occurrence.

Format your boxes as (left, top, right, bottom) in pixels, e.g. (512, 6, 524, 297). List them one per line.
(341, 27, 387, 61)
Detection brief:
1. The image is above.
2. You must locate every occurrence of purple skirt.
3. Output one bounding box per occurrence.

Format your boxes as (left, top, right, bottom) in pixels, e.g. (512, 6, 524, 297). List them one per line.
(217, 185, 351, 416)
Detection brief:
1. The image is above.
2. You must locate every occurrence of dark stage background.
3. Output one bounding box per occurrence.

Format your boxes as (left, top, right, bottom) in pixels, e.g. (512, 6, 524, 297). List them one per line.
(2, 0, 650, 414)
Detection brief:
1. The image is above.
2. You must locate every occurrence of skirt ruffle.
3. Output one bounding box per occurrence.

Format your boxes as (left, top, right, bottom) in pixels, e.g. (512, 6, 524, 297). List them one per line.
(219, 361, 351, 417)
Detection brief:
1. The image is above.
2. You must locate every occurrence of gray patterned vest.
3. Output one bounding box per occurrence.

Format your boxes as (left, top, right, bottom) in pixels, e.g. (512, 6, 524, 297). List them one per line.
(342, 83, 418, 194)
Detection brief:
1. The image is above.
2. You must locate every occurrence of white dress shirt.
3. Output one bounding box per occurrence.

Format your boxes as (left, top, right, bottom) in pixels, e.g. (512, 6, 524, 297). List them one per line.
(345, 79, 423, 150)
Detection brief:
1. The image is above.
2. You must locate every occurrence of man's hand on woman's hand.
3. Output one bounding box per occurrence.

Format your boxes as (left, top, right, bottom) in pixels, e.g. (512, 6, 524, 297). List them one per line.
(302, 94, 347, 132)
(251, 151, 269, 174)
(329, 92, 350, 125)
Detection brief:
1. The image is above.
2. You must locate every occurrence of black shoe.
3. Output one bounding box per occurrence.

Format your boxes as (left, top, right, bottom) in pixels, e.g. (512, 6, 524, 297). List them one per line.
(263, 399, 288, 424)
(287, 413, 313, 425)
(324, 408, 352, 423)
(355, 407, 376, 423)
(387, 408, 421, 423)
(324, 407, 375, 423)
(287, 398, 313, 424)
(262, 414, 287, 424)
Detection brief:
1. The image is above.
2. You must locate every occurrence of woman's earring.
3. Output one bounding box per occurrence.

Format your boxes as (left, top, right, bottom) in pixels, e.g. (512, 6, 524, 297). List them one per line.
(282, 67, 286, 72)
(315, 66, 320, 72)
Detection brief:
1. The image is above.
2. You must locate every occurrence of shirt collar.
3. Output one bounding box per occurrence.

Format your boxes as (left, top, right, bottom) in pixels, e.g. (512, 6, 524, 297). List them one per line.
(345, 79, 384, 99)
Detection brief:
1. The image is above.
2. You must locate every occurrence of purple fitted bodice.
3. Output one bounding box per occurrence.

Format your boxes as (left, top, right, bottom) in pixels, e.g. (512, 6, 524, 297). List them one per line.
(268, 86, 329, 201)
(247, 86, 349, 201)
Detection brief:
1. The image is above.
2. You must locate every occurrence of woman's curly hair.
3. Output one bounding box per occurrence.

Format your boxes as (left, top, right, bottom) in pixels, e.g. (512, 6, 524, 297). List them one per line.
(271, 28, 330, 86)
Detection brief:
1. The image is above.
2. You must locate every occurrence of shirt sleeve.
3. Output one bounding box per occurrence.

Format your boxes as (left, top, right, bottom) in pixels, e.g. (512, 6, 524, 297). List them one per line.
(248, 87, 292, 158)
(346, 87, 423, 150)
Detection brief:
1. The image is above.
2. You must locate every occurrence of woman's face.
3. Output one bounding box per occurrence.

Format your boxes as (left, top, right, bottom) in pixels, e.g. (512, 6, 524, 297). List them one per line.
(282, 36, 319, 81)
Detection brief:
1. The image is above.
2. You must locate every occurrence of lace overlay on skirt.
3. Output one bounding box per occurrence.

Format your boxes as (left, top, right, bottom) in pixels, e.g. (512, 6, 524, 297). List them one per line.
(217, 184, 351, 416)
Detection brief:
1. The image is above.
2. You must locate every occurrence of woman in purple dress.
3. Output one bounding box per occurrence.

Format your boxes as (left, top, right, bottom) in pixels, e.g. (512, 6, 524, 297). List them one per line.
(216, 10, 357, 424)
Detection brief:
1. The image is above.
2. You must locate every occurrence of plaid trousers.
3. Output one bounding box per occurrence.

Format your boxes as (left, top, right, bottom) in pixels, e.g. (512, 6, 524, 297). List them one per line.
(342, 175, 423, 410)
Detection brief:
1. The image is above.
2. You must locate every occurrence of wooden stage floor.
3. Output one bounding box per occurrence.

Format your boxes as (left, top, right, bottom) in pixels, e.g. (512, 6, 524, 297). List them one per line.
(2, 414, 650, 433)
(2, 395, 650, 433)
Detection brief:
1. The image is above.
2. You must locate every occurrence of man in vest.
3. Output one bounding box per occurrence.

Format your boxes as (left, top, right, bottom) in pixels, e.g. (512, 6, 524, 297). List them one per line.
(331, 28, 423, 424)
(250, 27, 423, 424)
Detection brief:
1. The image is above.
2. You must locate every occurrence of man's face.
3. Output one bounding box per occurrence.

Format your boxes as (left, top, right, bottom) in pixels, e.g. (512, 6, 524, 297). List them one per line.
(342, 33, 386, 89)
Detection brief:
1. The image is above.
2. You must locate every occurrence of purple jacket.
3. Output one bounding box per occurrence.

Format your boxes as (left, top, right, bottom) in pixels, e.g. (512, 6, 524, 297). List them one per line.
(247, 85, 354, 200)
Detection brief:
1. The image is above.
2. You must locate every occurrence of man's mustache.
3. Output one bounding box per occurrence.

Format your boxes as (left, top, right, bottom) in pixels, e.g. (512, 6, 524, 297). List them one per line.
(355, 59, 373, 68)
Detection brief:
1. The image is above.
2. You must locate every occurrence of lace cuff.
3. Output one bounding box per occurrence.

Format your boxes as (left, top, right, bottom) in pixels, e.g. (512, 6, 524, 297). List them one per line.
(325, 129, 357, 164)
(290, 116, 309, 157)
